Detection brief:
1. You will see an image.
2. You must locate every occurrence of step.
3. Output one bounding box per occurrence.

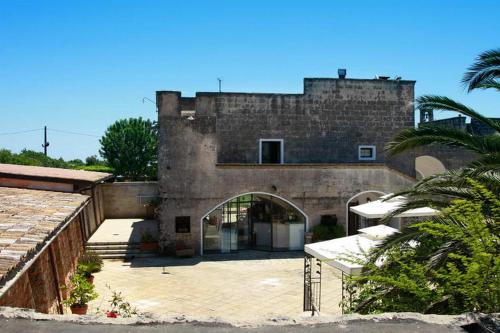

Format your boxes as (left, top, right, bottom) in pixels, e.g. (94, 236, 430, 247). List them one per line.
(86, 241, 137, 246)
(86, 244, 140, 251)
(89, 249, 150, 255)
(98, 253, 158, 260)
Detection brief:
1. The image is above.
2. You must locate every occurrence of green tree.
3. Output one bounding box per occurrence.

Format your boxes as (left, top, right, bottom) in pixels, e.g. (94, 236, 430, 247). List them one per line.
(99, 117, 157, 180)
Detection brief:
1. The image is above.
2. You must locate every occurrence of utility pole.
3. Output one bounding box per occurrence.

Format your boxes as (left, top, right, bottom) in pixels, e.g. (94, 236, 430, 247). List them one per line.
(217, 78, 222, 93)
(42, 126, 49, 156)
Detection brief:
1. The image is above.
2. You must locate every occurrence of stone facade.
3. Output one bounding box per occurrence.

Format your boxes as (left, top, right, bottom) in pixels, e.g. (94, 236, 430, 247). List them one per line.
(157, 78, 417, 254)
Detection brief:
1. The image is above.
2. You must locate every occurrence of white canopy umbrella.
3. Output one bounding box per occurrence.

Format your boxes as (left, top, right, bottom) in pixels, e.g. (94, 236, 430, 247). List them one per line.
(304, 225, 399, 276)
(349, 193, 438, 219)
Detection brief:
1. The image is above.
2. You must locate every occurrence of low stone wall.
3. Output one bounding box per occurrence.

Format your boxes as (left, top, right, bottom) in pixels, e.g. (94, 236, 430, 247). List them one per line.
(0, 306, 486, 331)
(102, 182, 159, 219)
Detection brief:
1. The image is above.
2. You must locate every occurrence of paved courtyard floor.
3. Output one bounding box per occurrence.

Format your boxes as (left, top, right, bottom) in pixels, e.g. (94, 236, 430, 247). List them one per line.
(88, 218, 158, 243)
(89, 252, 342, 322)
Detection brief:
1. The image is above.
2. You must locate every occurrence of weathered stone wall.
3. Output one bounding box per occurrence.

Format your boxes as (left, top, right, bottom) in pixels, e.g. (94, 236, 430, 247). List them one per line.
(416, 145, 476, 171)
(195, 79, 415, 176)
(0, 208, 90, 314)
(102, 182, 159, 219)
(157, 164, 414, 254)
(157, 80, 417, 254)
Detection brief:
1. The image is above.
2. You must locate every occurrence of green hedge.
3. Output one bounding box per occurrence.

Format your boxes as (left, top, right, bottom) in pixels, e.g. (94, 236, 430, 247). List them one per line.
(311, 223, 345, 242)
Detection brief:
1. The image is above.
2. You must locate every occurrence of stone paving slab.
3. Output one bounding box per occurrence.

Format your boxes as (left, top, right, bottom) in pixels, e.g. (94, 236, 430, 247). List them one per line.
(89, 252, 343, 322)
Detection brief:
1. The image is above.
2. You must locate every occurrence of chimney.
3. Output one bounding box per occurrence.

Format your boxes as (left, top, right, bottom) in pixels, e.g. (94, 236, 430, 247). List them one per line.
(338, 68, 346, 79)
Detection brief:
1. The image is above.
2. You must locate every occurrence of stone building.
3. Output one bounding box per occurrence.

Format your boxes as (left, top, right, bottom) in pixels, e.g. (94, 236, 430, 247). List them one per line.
(414, 112, 499, 179)
(157, 76, 423, 255)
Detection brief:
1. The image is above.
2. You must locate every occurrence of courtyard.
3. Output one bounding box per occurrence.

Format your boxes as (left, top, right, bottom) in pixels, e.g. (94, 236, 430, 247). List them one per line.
(88, 252, 343, 322)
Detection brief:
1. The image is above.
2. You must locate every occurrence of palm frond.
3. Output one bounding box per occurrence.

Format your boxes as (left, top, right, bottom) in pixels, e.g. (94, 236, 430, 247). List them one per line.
(369, 224, 426, 257)
(386, 125, 499, 156)
(378, 198, 449, 225)
(462, 48, 500, 92)
(417, 95, 500, 132)
(473, 78, 500, 92)
(428, 240, 462, 269)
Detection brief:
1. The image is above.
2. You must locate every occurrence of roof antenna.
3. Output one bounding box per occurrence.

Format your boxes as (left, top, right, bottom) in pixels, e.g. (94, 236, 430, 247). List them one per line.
(217, 78, 222, 93)
(142, 97, 158, 112)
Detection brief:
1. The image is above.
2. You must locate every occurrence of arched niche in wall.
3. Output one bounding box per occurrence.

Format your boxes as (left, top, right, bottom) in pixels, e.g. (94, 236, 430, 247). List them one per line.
(415, 155, 446, 180)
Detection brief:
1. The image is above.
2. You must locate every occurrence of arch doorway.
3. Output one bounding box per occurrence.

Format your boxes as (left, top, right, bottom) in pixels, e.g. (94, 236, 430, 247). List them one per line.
(415, 156, 446, 180)
(346, 191, 386, 236)
(201, 193, 308, 254)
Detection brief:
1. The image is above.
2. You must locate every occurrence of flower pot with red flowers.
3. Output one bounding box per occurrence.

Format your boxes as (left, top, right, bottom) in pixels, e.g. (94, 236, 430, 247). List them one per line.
(140, 230, 158, 252)
(106, 310, 119, 318)
(62, 273, 98, 315)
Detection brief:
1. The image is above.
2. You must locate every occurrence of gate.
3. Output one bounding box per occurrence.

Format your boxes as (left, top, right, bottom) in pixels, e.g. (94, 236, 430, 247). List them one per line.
(303, 254, 322, 315)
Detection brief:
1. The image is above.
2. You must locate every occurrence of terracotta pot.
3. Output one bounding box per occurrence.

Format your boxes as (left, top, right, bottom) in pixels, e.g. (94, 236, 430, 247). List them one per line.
(140, 242, 158, 252)
(86, 275, 94, 284)
(70, 304, 88, 315)
(304, 232, 314, 244)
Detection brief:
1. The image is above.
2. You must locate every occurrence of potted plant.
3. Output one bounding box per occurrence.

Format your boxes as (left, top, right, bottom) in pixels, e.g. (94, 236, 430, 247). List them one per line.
(77, 251, 103, 284)
(62, 273, 98, 315)
(140, 229, 158, 252)
(96, 285, 139, 318)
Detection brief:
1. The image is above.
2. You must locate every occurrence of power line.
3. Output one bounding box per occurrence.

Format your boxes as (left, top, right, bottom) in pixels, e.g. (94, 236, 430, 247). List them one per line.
(49, 128, 100, 138)
(0, 128, 43, 136)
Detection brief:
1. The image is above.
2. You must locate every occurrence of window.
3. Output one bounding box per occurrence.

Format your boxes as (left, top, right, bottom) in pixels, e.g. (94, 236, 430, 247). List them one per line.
(175, 216, 191, 233)
(259, 139, 284, 164)
(358, 145, 376, 161)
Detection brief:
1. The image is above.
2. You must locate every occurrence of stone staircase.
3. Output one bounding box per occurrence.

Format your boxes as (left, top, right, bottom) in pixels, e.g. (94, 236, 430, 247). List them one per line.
(85, 242, 157, 260)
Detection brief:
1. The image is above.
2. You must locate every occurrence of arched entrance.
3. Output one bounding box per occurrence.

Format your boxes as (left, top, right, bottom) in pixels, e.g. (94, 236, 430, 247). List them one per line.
(345, 191, 386, 236)
(201, 192, 308, 255)
(415, 156, 446, 180)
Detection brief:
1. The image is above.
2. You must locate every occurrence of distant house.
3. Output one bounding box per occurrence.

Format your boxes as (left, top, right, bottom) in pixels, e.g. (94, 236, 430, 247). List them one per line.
(0, 164, 113, 237)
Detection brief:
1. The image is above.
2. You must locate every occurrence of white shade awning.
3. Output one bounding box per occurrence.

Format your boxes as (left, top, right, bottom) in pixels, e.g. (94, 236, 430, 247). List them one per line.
(304, 225, 400, 275)
(349, 194, 438, 219)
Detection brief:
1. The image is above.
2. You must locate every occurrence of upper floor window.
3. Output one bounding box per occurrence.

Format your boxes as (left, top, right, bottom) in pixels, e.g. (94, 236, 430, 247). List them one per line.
(259, 139, 284, 164)
(358, 145, 376, 161)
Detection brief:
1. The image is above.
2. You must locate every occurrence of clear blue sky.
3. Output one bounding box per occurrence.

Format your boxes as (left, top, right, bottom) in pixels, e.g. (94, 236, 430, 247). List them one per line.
(0, 0, 498, 160)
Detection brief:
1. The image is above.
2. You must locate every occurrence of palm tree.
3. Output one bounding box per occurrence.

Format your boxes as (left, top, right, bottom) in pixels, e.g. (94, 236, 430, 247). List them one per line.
(384, 49, 500, 210)
(350, 49, 500, 314)
(370, 48, 500, 266)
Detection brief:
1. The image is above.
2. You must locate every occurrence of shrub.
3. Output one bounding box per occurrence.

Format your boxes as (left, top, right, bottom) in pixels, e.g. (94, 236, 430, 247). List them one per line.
(62, 273, 98, 307)
(140, 229, 156, 243)
(78, 251, 103, 276)
(343, 182, 500, 314)
(311, 224, 345, 242)
(76, 165, 114, 173)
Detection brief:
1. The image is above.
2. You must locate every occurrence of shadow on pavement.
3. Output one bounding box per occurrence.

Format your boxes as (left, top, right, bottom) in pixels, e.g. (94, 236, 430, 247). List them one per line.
(126, 250, 304, 268)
